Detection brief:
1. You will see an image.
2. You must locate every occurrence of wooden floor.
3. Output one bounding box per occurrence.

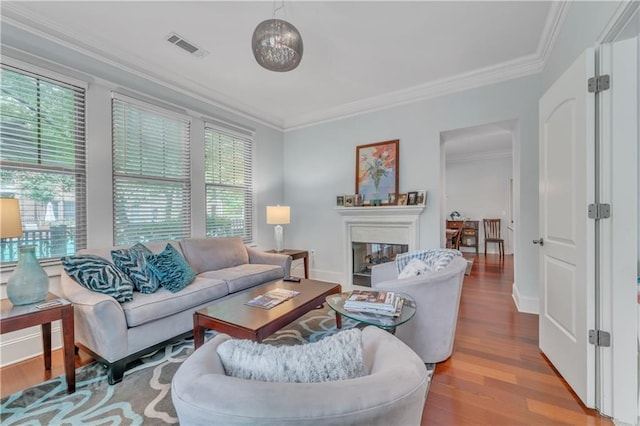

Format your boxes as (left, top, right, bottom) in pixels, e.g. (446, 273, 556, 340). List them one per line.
(421, 254, 612, 425)
(0, 255, 613, 425)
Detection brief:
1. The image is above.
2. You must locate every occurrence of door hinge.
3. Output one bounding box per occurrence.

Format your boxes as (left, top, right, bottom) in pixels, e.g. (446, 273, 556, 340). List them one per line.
(587, 75, 610, 93)
(588, 203, 611, 219)
(588, 330, 611, 347)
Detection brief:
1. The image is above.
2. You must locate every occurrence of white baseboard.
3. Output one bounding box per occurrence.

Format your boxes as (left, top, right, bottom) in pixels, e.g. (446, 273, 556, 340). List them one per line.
(0, 322, 63, 367)
(512, 282, 539, 314)
(308, 269, 342, 285)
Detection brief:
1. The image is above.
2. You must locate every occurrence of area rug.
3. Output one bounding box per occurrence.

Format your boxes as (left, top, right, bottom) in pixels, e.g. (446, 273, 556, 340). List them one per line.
(1, 307, 432, 425)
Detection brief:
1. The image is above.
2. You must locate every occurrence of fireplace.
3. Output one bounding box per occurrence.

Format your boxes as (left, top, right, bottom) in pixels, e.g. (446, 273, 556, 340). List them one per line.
(336, 205, 425, 288)
(352, 242, 408, 287)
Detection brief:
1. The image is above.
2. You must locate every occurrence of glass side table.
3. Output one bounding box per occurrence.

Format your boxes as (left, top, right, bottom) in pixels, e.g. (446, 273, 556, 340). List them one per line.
(326, 291, 416, 333)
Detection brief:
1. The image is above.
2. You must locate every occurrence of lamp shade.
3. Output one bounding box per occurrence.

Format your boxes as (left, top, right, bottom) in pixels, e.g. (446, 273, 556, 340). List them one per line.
(0, 198, 23, 239)
(266, 205, 290, 225)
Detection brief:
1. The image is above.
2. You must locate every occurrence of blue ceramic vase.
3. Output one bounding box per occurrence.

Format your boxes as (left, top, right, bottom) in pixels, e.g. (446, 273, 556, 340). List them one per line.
(7, 246, 49, 306)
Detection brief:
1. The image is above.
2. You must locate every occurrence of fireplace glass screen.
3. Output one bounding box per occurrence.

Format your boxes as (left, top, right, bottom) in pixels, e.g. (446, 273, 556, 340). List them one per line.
(352, 242, 408, 287)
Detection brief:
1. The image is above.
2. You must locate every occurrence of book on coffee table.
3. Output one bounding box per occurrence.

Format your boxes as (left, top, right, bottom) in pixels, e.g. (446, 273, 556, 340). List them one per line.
(344, 290, 399, 312)
(245, 288, 300, 309)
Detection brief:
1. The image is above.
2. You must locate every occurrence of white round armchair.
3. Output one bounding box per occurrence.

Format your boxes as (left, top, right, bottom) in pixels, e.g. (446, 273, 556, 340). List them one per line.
(171, 326, 430, 425)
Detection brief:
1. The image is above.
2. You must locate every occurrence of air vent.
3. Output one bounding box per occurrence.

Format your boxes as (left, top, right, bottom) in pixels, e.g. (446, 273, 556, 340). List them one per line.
(166, 32, 209, 57)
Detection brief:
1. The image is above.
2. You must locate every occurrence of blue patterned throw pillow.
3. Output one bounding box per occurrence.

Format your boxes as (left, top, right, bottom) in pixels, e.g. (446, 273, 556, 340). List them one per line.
(61, 255, 134, 302)
(111, 243, 160, 294)
(146, 244, 196, 293)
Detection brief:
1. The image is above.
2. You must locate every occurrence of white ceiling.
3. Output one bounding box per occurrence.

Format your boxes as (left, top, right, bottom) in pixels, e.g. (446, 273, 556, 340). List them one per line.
(1, 1, 561, 130)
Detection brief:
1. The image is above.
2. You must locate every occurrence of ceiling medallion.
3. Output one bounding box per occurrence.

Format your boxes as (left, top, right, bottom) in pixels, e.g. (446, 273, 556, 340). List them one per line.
(251, 3, 303, 72)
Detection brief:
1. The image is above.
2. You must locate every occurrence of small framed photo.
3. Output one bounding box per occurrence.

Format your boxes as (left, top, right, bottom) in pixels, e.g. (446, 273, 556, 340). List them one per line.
(407, 191, 418, 205)
(344, 195, 355, 207)
(388, 192, 397, 205)
(416, 190, 426, 205)
(336, 195, 345, 206)
(398, 193, 408, 205)
(355, 194, 364, 206)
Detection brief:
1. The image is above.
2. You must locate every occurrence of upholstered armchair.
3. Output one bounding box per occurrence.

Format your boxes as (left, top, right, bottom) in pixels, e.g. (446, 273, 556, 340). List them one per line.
(171, 326, 430, 425)
(371, 254, 467, 363)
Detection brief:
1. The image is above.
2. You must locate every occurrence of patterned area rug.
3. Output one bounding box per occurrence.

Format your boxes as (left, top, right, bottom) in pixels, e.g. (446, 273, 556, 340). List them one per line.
(1, 307, 432, 425)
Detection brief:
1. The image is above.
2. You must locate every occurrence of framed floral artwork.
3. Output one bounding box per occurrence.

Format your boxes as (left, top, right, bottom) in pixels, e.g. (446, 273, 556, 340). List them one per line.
(356, 139, 399, 203)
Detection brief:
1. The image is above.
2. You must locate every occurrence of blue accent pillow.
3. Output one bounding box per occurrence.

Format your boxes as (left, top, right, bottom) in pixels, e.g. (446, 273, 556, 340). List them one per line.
(61, 255, 134, 302)
(146, 244, 196, 293)
(111, 243, 161, 294)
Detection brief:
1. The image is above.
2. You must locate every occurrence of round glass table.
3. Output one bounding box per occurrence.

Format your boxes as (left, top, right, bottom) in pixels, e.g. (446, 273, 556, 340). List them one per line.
(325, 291, 416, 333)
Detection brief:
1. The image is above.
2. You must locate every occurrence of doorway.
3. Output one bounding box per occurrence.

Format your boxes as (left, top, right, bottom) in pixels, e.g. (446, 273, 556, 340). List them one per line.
(440, 121, 515, 257)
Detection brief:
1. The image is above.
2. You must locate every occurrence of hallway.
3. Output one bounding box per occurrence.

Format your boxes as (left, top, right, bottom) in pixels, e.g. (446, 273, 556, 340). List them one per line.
(421, 254, 611, 425)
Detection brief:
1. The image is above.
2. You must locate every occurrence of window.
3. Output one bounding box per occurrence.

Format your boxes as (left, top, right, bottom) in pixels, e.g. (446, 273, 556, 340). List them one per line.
(112, 95, 191, 245)
(204, 122, 254, 243)
(0, 64, 86, 264)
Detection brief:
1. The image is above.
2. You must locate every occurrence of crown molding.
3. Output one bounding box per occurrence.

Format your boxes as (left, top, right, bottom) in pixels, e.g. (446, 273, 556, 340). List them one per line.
(283, 54, 543, 131)
(3, 2, 566, 133)
(1, 6, 284, 131)
(285, 0, 568, 131)
(536, 1, 570, 64)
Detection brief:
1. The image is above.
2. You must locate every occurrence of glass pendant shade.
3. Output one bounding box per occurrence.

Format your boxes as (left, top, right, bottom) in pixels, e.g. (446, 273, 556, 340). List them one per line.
(7, 246, 49, 306)
(252, 18, 303, 72)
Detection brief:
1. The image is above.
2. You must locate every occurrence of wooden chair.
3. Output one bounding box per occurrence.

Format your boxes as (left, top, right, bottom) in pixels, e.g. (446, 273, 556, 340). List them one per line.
(483, 219, 504, 257)
(446, 224, 463, 250)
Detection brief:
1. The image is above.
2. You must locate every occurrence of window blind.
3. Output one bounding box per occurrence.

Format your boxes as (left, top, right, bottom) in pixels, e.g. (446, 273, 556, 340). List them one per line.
(112, 95, 191, 245)
(0, 64, 87, 264)
(204, 123, 254, 243)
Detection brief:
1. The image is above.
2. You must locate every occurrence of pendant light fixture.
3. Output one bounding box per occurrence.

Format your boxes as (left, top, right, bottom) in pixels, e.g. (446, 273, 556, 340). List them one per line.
(251, 1, 303, 72)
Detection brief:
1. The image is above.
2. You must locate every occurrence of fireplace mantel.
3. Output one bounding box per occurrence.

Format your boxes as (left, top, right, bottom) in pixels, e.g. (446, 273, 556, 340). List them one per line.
(338, 205, 425, 288)
(335, 205, 425, 216)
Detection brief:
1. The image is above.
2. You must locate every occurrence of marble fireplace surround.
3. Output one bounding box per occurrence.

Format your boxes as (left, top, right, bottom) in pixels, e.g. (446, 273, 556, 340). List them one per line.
(336, 206, 426, 287)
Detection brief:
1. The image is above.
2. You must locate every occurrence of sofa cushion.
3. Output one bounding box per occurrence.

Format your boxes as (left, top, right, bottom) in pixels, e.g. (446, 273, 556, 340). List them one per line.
(180, 237, 249, 273)
(146, 244, 196, 293)
(61, 255, 134, 302)
(121, 276, 228, 327)
(111, 243, 161, 294)
(216, 328, 366, 383)
(199, 264, 284, 293)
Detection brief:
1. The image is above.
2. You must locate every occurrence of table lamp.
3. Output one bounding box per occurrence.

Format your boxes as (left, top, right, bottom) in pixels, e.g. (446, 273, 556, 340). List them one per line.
(266, 205, 290, 253)
(1, 198, 49, 306)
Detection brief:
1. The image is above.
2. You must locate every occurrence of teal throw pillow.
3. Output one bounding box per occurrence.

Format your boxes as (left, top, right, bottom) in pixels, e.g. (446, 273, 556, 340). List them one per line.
(61, 255, 134, 302)
(111, 243, 161, 294)
(146, 244, 196, 293)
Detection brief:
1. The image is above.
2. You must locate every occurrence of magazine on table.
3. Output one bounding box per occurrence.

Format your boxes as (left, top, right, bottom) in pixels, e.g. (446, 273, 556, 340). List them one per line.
(344, 290, 398, 312)
(245, 288, 300, 309)
(345, 296, 404, 317)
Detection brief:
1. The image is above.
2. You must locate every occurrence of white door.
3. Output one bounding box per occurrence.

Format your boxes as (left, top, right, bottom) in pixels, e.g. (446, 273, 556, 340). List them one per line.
(598, 35, 639, 423)
(538, 49, 595, 407)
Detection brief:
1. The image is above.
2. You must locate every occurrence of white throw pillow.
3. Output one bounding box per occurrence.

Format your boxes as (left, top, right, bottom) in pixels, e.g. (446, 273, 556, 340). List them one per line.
(216, 328, 366, 383)
(398, 258, 432, 279)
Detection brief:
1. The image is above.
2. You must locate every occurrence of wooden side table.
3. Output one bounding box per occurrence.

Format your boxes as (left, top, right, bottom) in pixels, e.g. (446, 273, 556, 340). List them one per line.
(0, 293, 75, 393)
(266, 248, 309, 278)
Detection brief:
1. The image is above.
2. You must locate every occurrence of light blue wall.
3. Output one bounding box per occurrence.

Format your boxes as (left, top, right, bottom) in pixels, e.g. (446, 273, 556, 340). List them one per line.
(284, 74, 541, 304)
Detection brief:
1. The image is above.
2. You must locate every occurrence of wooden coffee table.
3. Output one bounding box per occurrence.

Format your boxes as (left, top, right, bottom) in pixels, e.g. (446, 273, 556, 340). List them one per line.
(193, 279, 342, 349)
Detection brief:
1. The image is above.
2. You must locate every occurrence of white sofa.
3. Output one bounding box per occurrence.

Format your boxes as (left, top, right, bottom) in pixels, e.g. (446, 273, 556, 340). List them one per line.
(371, 255, 467, 363)
(59, 237, 291, 384)
(171, 326, 430, 425)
